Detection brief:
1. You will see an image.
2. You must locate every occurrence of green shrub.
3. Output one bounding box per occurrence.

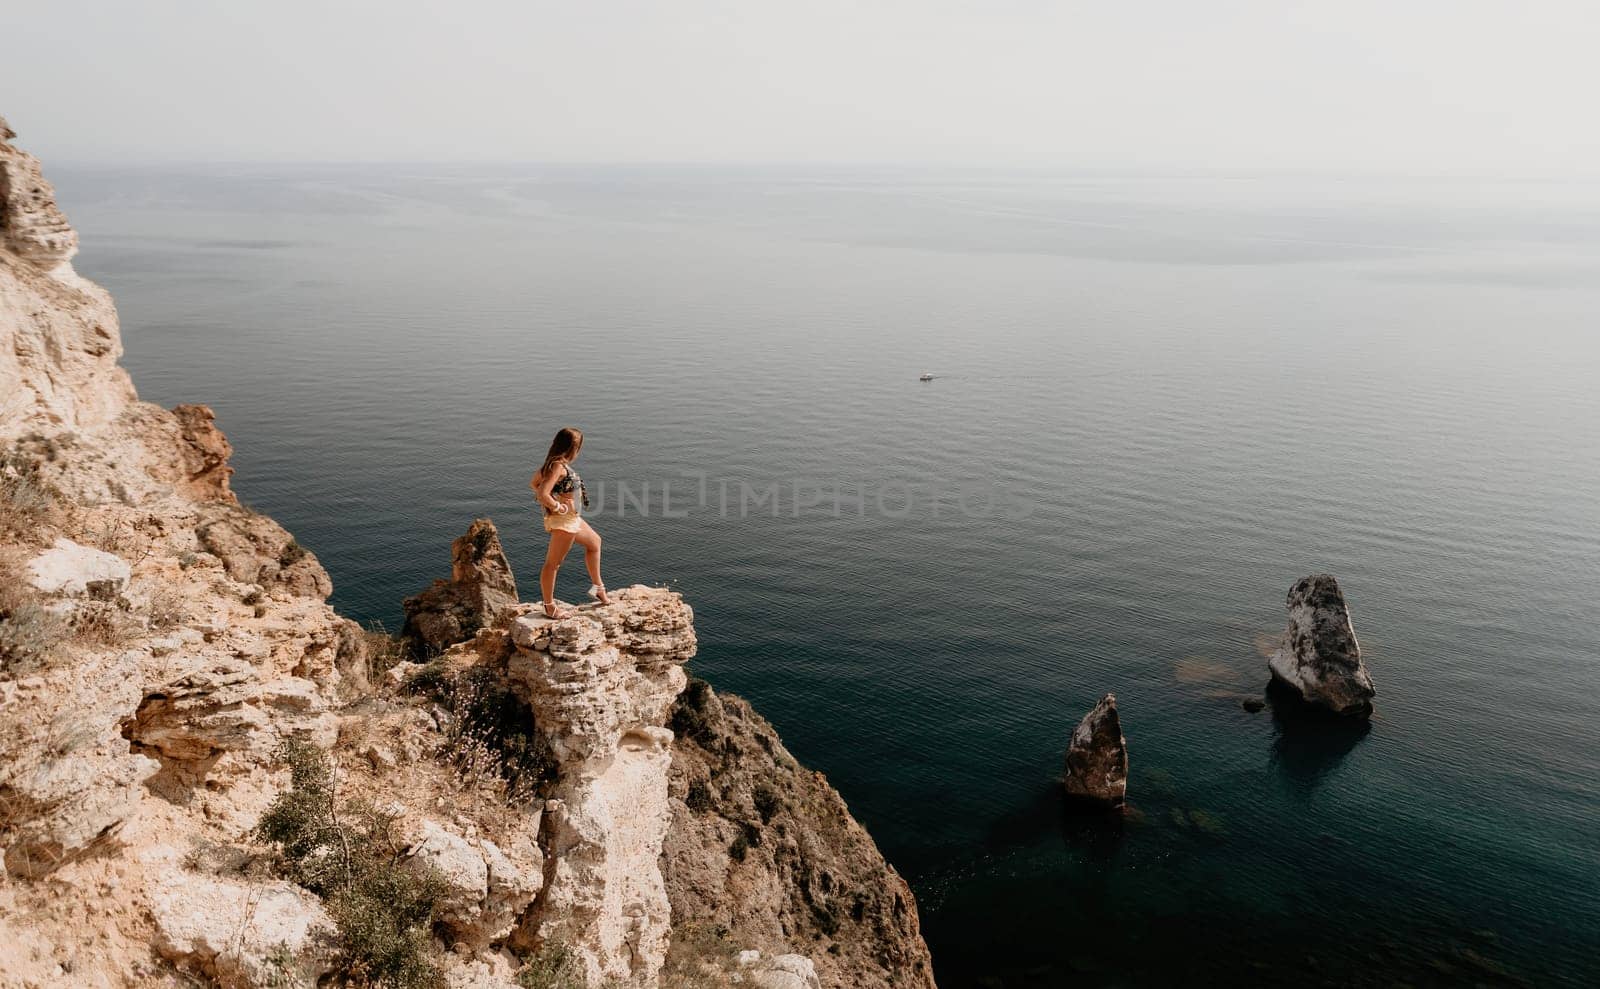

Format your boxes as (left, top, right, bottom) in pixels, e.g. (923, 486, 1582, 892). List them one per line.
(402, 658, 452, 696)
(752, 784, 782, 824)
(516, 941, 586, 989)
(685, 779, 714, 813)
(669, 678, 720, 746)
(255, 741, 444, 989)
(331, 866, 444, 989)
(660, 921, 737, 989)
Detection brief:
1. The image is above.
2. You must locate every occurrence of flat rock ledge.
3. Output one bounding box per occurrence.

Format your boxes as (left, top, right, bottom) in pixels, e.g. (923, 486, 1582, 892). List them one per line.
(1267, 574, 1376, 717)
(1063, 693, 1128, 809)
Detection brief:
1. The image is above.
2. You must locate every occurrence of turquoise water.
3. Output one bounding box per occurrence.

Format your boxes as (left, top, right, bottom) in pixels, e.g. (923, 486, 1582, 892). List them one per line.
(57, 165, 1600, 986)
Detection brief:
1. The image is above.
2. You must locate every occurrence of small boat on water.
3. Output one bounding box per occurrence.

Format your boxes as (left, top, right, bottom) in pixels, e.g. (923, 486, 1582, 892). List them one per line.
(919, 372, 936, 381)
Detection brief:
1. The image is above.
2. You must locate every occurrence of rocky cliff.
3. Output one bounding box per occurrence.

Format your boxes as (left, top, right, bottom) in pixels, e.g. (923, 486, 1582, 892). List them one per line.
(662, 682, 936, 989)
(0, 118, 934, 989)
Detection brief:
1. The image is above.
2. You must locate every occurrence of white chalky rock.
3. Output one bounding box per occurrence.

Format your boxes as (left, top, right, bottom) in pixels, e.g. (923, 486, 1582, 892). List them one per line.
(750, 954, 822, 989)
(149, 871, 337, 988)
(26, 537, 130, 595)
(507, 586, 696, 988)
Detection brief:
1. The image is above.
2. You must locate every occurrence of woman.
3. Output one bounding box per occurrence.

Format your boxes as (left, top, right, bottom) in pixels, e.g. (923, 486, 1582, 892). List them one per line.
(530, 426, 610, 617)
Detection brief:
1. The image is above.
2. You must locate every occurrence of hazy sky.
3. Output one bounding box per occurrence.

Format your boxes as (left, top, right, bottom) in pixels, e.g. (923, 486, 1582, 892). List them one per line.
(3, 0, 1596, 173)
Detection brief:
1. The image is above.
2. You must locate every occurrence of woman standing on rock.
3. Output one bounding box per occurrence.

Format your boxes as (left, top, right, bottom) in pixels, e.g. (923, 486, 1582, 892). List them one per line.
(531, 426, 610, 617)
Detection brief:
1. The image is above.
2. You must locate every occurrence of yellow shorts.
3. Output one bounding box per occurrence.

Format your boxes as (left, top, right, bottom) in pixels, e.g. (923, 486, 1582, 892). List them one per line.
(543, 509, 582, 534)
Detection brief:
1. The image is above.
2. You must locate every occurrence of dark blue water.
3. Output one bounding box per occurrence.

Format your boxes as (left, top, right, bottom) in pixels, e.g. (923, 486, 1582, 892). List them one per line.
(56, 165, 1600, 986)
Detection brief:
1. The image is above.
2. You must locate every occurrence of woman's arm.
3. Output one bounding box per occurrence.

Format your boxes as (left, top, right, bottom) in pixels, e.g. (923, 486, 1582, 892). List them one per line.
(531, 469, 567, 513)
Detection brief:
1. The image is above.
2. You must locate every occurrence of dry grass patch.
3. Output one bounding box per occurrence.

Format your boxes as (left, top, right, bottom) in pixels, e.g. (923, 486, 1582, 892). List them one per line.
(68, 599, 134, 647)
(362, 623, 409, 677)
(80, 515, 156, 567)
(0, 450, 60, 543)
(0, 553, 67, 675)
(659, 922, 742, 989)
(404, 663, 556, 811)
(143, 582, 190, 631)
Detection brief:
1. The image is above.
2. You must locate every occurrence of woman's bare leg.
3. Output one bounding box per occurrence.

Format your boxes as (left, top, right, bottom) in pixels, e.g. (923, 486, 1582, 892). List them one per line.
(541, 529, 577, 611)
(574, 520, 607, 603)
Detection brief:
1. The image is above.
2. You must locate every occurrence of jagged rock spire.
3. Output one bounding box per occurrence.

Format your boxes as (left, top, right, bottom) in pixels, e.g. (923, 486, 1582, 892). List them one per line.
(1063, 693, 1129, 808)
(400, 517, 520, 656)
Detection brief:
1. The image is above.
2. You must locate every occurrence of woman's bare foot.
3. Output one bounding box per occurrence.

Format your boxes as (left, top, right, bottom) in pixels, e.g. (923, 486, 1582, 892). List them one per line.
(588, 583, 610, 605)
(541, 600, 570, 619)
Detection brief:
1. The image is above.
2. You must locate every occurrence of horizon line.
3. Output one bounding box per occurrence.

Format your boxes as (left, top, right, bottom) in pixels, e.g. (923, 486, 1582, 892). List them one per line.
(34, 156, 1600, 185)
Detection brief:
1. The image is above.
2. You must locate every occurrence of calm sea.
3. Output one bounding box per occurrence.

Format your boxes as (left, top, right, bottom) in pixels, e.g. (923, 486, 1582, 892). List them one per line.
(55, 164, 1600, 986)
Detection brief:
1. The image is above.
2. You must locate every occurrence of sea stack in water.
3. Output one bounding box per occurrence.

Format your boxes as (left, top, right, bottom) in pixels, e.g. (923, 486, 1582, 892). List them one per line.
(1063, 693, 1128, 808)
(400, 517, 519, 655)
(1267, 574, 1375, 716)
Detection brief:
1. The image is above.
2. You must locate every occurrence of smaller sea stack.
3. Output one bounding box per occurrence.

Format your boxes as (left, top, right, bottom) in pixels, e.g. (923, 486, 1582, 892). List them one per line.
(400, 517, 518, 655)
(1267, 574, 1375, 716)
(1063, 693, 1128, 809)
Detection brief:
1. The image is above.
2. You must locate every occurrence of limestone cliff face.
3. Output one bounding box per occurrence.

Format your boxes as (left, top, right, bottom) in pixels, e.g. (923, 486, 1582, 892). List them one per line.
(1, 120, 368, 985)
(0, 118, 937, 989)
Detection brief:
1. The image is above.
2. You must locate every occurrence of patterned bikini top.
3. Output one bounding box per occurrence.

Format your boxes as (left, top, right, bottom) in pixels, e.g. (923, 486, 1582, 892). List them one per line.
(551, 464, 590, 508)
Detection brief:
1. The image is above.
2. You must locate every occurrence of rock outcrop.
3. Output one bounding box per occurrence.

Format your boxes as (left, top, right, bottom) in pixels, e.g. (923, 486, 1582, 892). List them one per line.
(1, 656, 159, 877)
(149, 867, 339, 988)
(0, 120, 79, 277)
(123, 657, 341, 771)
(503, 587, 696, 987)
(1267, 574, 1375, 716)
(1, 121, 134, 431)
(403, 818, 544, 950)
(402, 517, 520, 656)
(1062, 693, 1128, 809)
(26, 537, 132, 596)
(743, 952, 824, 989)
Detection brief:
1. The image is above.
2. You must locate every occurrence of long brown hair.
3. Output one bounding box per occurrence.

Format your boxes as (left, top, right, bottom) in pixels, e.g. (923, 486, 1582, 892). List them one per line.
(537, 427, 583, 482)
